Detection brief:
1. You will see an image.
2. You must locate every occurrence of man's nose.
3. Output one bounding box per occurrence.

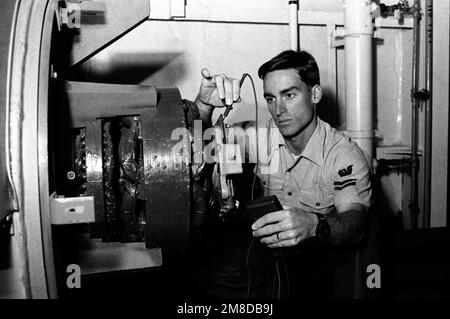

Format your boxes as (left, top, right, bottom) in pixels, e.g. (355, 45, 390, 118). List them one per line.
(275, 100, 287, 116)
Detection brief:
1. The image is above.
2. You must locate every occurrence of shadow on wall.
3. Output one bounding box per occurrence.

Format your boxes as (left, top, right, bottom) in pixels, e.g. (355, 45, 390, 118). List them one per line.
(69, 52, 184, 85)
(0, 218, 13, 270)
(317, 87, 340, 128)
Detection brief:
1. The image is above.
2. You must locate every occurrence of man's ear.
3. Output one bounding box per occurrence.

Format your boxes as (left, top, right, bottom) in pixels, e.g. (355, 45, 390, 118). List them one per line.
(311, 85, 322, 104)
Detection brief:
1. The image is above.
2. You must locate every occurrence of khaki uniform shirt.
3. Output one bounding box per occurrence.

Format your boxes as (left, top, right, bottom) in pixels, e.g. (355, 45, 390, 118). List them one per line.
(230, 117, 372, 215)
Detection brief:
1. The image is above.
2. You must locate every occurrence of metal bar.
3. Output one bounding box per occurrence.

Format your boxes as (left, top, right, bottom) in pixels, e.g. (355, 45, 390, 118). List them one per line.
(38, 0, 62, 299)
(164, 5, 414, 29)
(289, 0, 299, 51)
(410, 0, 421, 230)
(85, 120, 106, 238)
(343, 0, 375, 169)
(0, 0, 28, 299)
(423, 0, 433, 228)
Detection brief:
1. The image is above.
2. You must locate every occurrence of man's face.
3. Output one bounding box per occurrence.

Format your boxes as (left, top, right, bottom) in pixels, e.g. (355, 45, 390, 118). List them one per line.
(263, 69, 319, 138)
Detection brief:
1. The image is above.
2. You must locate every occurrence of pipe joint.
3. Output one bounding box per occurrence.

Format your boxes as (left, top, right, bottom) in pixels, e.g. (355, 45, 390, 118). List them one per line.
(343, 0, 377, 37)
(344, 130, 375, 139)
(413, 89, 431, 101)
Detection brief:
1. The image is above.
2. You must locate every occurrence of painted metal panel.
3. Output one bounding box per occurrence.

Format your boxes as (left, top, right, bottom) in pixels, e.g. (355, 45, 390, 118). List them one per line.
(0, 0, 20, 221)
(69, 0, 150, 66)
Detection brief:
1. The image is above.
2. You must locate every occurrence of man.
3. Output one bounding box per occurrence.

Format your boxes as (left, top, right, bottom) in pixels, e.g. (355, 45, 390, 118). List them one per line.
(188, 50, 372, 298)
(195, 50, 371, 245)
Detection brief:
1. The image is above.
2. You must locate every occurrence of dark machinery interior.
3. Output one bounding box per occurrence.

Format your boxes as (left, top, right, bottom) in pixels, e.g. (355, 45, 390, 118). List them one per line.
(45, 10, 263, 298)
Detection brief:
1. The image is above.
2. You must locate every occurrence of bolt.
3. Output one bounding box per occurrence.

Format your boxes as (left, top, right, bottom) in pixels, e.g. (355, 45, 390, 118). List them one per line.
(66, 171, 76, 180)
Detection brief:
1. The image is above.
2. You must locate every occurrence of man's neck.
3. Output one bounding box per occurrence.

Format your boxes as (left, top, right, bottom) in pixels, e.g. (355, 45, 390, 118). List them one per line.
(284, 116, 318, 155)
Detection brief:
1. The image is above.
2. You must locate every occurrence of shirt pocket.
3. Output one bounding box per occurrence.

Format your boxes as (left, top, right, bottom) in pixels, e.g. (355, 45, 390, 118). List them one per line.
(298, 187, 321, 210)
(260, 174, 285, 196)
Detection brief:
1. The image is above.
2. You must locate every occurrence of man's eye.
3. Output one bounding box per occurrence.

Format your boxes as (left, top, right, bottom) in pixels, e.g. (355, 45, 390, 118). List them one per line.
(266, 97, 275, 103)
(286, 93, 295, 99)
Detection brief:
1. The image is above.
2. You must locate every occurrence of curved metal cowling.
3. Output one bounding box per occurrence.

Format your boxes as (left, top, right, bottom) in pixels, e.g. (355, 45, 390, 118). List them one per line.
(66, 82, 192, 254)
(141, 88, 191, 255)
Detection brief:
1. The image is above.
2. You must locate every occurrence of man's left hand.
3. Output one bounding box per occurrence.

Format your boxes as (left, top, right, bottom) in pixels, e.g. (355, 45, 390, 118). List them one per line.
(251, 207, 319, 248)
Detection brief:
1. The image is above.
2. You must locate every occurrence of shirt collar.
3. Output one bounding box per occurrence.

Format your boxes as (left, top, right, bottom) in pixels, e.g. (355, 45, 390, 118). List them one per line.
(271, 117, 326, 166)
(301, 118, 325, 166)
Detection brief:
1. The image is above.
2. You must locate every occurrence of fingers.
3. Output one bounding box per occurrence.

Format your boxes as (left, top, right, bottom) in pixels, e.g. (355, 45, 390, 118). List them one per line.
(258, 230, 302, 248)
(267, 238, 300, 248)
(254, 222, 294, 241)
(216, 75, 240, 106)
(223, 78, 234, 106)
(251, 206, 315, 248)
(252, 222, 280, 238)
(200, 68, 241, 106)
(215, 75, 225, 100)
(232, 79, 240, 103)
(251, 210, 295, 240)
(251, 210, 285, 231)
(201, 68, 211, 80)
(200, 68, 215, 89)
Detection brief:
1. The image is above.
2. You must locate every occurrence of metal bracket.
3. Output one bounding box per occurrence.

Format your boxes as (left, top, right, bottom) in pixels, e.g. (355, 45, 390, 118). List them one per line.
(413, 89, 431, 101)
(330, 29, 344, 48)
(217, 143, 243, 177)
(375, 158, 411, 176)
(330, 28, 384, 49)
(49, 192, 95, 225)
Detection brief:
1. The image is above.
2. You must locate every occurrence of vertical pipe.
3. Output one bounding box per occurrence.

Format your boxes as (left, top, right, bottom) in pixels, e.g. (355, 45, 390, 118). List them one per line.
(410, 0, 421, 230)
(343, 0, 375, 169)
(423, 0, 432, 228)
(289, 0, 299, 51)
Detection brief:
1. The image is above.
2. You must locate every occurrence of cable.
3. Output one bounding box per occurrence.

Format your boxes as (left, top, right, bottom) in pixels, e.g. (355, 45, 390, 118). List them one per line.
(239, 74, 291, 301)
(234, 73, 259, 200)
(248, 75, 259, 201)
(281, 255, 290, 299)
(245, 237, 255, 299)
(272, 268, 277, 298)
(275, 258, 281, 299)
(240, 73, 260, 299)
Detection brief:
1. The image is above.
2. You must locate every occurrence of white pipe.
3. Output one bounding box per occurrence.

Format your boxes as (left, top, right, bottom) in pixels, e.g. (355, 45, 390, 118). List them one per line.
(289, 0, 299, 51)
(343, 0, 375, 169)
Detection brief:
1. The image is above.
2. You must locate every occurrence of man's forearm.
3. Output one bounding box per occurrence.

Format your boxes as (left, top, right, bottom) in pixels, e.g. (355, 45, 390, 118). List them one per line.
(326, 209, 368, 246)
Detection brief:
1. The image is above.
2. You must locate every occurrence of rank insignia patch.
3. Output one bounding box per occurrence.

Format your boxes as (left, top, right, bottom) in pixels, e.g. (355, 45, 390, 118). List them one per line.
(338, 165, 353, 177)
(334, 178, 357, 191)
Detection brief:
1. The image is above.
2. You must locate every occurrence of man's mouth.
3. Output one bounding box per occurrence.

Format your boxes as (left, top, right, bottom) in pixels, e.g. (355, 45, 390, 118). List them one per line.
(277, 119, 291, 125)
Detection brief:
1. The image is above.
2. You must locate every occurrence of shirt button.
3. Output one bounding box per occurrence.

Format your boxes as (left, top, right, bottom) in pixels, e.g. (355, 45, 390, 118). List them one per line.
(288, 192, 292, 196)
(315, 202, 321, 207)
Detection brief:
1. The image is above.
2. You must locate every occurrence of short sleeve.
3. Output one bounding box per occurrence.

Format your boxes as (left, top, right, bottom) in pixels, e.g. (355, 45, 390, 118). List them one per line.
(331, 144, 372, 209)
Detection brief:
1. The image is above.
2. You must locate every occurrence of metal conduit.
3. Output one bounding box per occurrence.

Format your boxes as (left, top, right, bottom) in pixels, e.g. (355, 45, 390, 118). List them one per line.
(289, 0, 299, 51)
(423, 0, 433, 228)
(410, 0, 421, 230)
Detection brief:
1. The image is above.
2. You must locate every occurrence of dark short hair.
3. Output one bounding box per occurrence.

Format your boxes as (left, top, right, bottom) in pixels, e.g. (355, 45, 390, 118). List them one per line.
(258, 50, 320, 86)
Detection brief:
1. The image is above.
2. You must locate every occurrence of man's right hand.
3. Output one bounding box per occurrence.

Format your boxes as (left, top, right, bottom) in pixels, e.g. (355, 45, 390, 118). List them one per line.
(196, 68, 241, 108)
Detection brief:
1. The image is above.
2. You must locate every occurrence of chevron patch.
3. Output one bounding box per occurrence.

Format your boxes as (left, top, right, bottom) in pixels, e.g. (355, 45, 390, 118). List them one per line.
(334, 178, 357, 191)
